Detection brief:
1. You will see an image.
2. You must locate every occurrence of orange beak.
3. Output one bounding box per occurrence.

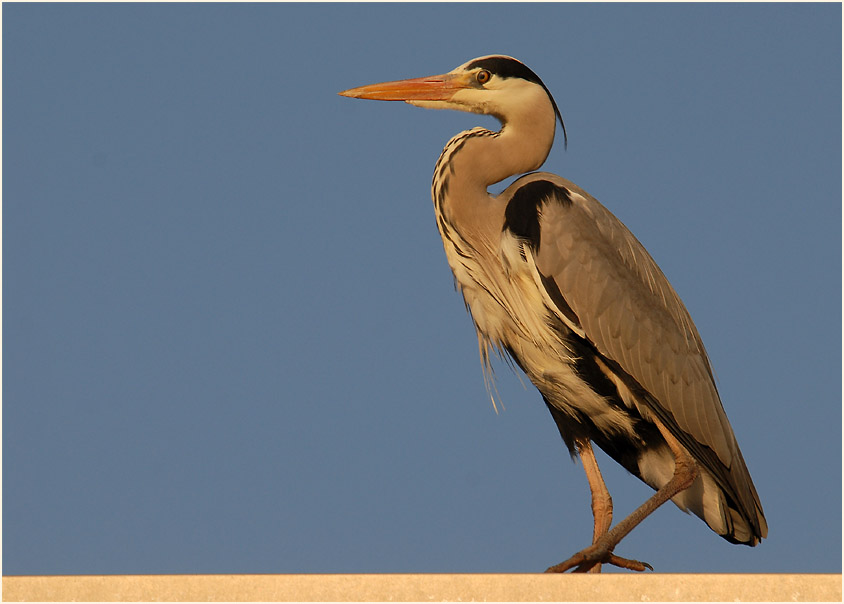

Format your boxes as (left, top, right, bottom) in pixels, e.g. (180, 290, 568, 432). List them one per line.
(339, 73, 470, 102)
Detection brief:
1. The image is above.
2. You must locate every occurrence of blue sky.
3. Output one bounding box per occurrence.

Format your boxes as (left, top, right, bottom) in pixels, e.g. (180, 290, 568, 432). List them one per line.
(3, 3, 841, 575)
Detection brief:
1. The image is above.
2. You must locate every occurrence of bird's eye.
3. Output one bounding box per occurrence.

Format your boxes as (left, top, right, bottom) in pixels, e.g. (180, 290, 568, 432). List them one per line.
(476, 70, 491, 85)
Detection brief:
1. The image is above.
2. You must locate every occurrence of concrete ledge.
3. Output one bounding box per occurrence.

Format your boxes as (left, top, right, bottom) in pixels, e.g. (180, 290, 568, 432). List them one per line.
(2, 573, 841, 602)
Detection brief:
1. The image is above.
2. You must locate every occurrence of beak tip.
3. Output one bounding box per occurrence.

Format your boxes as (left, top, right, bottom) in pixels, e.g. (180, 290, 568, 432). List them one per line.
(339, 87, 367, 99)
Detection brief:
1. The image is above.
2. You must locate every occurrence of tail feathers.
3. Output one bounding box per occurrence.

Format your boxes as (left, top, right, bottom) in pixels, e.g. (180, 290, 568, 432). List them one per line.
(637, 445, 766, 546)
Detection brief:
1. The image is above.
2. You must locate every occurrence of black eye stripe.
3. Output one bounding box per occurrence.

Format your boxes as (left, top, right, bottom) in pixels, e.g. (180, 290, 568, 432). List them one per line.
(466, 57, 544, 87)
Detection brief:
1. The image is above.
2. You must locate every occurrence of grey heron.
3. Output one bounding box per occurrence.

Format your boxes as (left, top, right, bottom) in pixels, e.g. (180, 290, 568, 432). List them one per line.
(339, 55, 766, 573)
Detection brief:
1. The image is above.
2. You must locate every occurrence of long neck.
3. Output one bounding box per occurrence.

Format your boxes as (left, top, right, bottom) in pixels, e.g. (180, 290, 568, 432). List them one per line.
(432, 115, 556, 237)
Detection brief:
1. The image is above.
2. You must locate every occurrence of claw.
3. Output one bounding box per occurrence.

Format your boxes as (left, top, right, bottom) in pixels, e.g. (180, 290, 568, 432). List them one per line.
(545, 544, 653, 573)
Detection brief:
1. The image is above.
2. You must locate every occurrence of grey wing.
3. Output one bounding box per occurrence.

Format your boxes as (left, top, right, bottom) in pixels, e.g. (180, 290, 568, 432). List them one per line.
(524, 173, 766, 540)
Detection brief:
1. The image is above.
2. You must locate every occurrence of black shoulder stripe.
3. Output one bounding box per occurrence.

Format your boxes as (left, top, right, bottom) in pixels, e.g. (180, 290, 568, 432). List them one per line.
(503, 180, 572, 252)
(539, 273, 581, 329)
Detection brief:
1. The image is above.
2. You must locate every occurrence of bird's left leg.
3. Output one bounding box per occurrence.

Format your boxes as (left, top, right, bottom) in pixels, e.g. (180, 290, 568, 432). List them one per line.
(576, 439, 612, 573)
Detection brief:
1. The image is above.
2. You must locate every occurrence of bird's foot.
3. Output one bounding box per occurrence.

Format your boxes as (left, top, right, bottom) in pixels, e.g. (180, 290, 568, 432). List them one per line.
(544, 543, 653, 573)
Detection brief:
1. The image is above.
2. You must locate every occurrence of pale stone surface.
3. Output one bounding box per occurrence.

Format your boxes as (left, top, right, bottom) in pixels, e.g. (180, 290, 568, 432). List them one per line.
(3, 573, 841, 602)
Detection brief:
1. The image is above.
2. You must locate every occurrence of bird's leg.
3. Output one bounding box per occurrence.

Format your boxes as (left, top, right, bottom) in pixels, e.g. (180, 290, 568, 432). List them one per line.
(546, 416, 699, 573)
(576, 439, 612, 573)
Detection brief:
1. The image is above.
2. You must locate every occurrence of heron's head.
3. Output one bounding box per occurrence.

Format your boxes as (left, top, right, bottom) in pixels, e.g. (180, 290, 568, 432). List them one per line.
(339, 55, 566, 147)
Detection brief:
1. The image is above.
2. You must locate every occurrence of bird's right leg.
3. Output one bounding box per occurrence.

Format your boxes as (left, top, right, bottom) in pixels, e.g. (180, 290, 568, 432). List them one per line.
(576, 439, 612, 573)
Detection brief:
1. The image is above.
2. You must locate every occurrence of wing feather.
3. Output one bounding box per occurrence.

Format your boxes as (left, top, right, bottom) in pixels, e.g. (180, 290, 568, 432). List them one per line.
(515, 173, 765, 539)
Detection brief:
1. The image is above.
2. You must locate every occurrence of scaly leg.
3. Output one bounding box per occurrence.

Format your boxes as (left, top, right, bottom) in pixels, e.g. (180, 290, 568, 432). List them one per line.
(546, 416, 699, 573)
(576, 439, 612, 573)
